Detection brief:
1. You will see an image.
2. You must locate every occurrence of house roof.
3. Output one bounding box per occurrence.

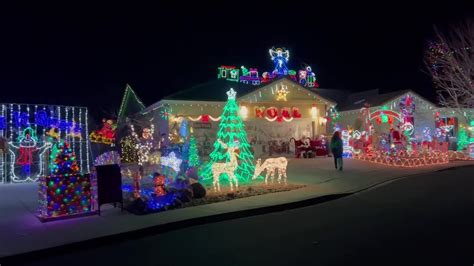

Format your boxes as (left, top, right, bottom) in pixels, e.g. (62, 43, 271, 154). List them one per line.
(163, 79, 257, 102)
(163, 77, 339, 105)
(337, 89, 437, 111)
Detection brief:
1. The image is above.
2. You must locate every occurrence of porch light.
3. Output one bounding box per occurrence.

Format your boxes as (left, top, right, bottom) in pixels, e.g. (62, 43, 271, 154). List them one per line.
(240, 105, 249, 120)
(311, 105, 318, 120)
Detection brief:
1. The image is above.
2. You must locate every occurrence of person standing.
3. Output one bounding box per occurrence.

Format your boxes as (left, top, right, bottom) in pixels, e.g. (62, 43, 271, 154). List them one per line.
(330, 131, 344, 171)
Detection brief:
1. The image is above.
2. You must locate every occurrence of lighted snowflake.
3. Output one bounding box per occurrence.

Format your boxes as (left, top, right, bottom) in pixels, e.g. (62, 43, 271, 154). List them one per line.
(160, 105, 172, 120)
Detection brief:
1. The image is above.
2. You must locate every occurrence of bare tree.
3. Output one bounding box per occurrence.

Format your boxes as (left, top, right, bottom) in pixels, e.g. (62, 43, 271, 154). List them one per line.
(425, 21, 473, 123)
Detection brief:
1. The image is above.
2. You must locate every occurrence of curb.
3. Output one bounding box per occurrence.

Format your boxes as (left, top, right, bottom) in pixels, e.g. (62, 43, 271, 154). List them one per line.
(0, 192, 351, 264)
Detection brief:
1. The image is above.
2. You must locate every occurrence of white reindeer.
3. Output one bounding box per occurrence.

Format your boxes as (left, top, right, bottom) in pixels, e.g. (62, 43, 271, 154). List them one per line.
(252, 157, 288, 185)
(212, 139, 239, 192)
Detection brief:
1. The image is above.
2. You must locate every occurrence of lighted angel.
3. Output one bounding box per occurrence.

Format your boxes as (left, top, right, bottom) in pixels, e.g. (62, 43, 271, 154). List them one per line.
(269, 47, 290, 76)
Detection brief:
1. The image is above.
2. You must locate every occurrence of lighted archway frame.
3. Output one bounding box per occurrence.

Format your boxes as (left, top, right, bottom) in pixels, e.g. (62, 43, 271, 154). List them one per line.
(369, 110, 402, 123)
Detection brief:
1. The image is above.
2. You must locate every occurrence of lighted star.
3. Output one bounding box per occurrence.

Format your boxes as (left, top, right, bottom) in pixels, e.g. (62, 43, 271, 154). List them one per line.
(160, 152, 182, 172)
(227, 88, 237, 100)
(275, 85, 289, 101)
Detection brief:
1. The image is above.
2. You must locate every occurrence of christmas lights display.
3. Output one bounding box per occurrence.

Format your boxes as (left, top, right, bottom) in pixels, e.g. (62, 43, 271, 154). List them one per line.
(298, 65, 319, 88)
(354, 150, 449, 167)
(457, 126, 469, 151)
(201, 88, 255, 189)
(120, 135, 139, 163)
(188, 135, 200, 167)
(38, 142, 94, 221)
(275, 84, 290, 101)
(215, 48, 317, 87)
(187, 115, 221, 122)
(399, 95, 415, 124)
(269, 47, 290, 76)
(130, 124, 156, 166)
(210, 139, 240, 192)
(341, 129, 352, 158)
(118, 84, 146, 121)
(0, 104, 90, 183)
(239, 66, 261, 85)
(153, 173, 166, 196)
(218, 66, 240, 82)
(8, 127, 51, 182)
(160, 105, 172, 120)
(469, 121, 474, 159)
(252, 157, 288, 185)
(160, 152, 182, 172)
(89, 119, 117, 146)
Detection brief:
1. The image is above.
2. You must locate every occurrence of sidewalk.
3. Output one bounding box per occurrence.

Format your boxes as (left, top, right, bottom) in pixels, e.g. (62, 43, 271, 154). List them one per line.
(0, 158, 472, 258)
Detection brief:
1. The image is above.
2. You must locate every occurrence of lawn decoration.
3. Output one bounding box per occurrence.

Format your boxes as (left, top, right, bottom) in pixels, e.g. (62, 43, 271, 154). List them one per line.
(212, 139, 239, 192)
(252, 157, 288, 185)
(90, 119, 117, 146)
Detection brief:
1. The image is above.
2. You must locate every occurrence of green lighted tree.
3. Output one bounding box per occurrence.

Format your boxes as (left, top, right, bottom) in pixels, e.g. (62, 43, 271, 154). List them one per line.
(188, 135, 200, 167)
(457, 126, 469, 151)
(200, 88, 255, 184)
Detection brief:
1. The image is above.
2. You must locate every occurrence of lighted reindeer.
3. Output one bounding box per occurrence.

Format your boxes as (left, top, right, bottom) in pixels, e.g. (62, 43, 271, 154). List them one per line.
(212, 139, 239, 192)
(252, 157, 288, 185)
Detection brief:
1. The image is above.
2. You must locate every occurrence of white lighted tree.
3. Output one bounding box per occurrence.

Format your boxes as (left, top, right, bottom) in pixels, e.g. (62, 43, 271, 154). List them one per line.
(425, 21, 473, 123)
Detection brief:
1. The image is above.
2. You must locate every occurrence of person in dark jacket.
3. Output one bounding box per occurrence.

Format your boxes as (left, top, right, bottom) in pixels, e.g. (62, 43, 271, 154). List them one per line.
(330, 131, 343, 171)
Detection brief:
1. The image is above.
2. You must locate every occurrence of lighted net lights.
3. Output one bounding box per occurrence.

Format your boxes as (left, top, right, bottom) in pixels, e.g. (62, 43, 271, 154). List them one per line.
(354, 150, 449, 167)
(120, 135, 139, 163)
(160, 152, 182, 172)
(38, 142, 93, 220)
(252, 157, 288, 185)
(201, 88, 255, 189)
(275, 84, 289, 101)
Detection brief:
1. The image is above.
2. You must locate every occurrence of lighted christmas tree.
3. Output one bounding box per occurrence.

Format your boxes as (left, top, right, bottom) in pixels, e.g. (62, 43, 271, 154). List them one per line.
(188, 135, 200, 167)
(457, 126, 469, 151)
(39, 141, 92, 220)
(50, 142, 80, 175)
(201, 88, 255, 184)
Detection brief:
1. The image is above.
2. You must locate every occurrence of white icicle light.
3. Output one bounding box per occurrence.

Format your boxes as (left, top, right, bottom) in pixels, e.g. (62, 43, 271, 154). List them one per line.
(252, 157, 288, 185)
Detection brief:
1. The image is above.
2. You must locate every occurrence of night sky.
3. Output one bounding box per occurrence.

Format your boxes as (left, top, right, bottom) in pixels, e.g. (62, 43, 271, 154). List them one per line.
(0, 3, 472, 121)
